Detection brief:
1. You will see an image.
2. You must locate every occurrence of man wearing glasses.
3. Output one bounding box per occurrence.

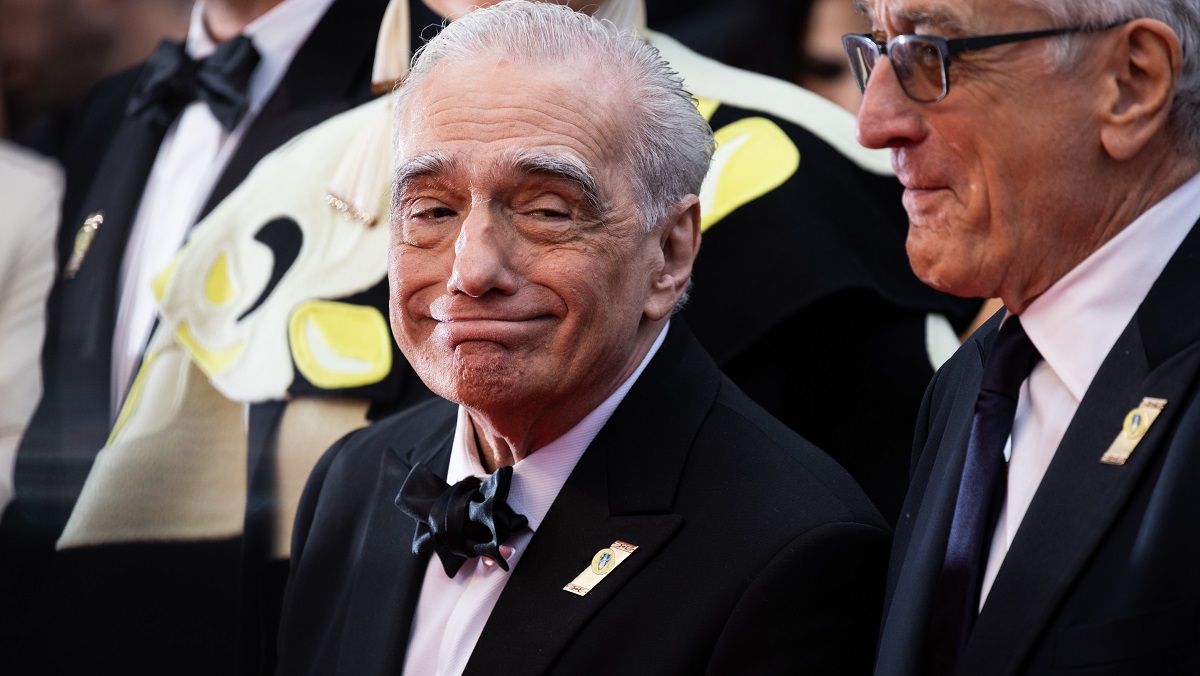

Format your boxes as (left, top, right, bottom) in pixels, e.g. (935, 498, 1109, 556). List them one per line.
(843, 0, 1200, 674)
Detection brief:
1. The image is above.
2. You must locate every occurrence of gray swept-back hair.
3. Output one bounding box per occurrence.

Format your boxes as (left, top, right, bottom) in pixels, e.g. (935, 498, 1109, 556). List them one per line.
(392, 0, 715, 230)
(1017, 0, 1200, 157)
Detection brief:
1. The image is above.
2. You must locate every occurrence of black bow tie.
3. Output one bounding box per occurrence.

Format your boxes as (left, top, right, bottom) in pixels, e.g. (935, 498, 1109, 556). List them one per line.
(126, 35, 260, 131)
(396, 463, 529, 578)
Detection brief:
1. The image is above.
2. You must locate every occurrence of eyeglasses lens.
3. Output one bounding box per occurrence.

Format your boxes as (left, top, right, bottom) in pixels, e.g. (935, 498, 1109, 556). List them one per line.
(843, 35, 878, 93)
(890, 37, 947, 102)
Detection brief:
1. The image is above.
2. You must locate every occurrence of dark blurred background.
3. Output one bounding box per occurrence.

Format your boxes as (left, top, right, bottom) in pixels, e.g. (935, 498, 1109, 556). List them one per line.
(0, 0, 868, 152)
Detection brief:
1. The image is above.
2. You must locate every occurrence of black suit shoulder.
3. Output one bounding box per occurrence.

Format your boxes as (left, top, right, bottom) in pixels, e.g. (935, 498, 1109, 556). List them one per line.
(707, 375, 891, 531)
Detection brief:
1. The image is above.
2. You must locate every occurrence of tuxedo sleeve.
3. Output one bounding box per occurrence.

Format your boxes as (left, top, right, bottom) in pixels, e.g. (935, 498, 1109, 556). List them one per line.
(705, 520, 891, 675)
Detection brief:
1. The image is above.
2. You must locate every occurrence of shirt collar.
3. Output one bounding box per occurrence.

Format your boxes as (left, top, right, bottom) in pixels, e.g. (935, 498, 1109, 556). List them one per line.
(1021, 170, 1200, 401)
(186, 0, 335, 115)
(446, 322, 671, 532)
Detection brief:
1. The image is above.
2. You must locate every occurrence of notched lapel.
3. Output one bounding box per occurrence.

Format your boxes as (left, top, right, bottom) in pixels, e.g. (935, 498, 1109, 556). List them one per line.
(962, 319, 1200, 675)
(876, 340, 985, 676)
(464, 324, 715, 676)
(464, 436, 683, 676)
(60, 119, 169, 362)
(337, 430, 452, 675)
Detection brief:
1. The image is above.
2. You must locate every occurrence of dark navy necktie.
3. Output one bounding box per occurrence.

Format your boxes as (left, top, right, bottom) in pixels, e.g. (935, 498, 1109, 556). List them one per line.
(126, 35, 260, 131)
(927, 316, 1042, 676)
(396, 463, 529, 578)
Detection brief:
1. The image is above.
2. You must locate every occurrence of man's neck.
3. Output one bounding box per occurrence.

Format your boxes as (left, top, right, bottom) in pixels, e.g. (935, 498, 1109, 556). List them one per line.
(466, 320, 671, 473)
(202, 0, 287, 42)
(1002, 148, 1200, 313)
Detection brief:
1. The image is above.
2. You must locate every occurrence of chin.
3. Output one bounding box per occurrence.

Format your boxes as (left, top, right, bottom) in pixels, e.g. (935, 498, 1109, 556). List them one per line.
(909, 254, 983, 299)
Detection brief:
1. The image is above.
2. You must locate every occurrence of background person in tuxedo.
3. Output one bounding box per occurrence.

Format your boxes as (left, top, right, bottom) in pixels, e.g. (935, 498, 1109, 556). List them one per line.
(845, 0, 1200, 673)
(277, 2, 891, 673)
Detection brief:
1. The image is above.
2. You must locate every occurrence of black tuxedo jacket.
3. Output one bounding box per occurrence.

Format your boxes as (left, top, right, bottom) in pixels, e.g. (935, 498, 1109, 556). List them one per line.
(278, 323, 892, 675)
(875, 219, 1200, 676)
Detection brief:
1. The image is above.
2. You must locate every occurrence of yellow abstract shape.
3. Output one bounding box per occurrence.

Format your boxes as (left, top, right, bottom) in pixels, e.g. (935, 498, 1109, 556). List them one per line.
(150, 256, 180, 304)
(695, 97, 720, 121)
(204, 254, 236, 306)
(289, 300, 392, 390)
(106, 351, 158, 447)
(176, 321, 244, 377)
(699, 117, 800, 232)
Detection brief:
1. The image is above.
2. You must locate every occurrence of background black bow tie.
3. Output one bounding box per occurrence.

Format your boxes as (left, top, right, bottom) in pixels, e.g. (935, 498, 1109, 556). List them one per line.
(126, 35, 260, 131)
(396, 463, 529, 578)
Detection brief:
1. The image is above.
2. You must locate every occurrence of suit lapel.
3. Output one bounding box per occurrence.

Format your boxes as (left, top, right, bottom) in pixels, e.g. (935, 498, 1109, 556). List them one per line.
(59, 116, 168, 373)
(463, 436, 683, 676)
(336, 419, 453, 675)
(959, 218, 1200, 676)
(875, 334, 987, 676)
(464, 322, 720, 676)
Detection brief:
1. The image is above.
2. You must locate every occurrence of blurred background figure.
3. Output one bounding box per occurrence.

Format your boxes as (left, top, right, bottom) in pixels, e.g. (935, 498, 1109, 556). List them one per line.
(0, 1, 450, 673)
(793, 0, 869, 113)
(0, 135, 61, 518)
(649, 0, 868, 113)
(0, 0, 192, 155)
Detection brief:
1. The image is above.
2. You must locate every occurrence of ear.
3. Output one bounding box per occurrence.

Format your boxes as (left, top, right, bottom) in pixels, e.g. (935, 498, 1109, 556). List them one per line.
(643, 194, 701, 321)
(1099, 19, 1182, 161)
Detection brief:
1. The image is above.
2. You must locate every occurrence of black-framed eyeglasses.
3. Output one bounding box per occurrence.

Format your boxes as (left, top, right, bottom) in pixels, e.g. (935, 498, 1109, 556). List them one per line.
(842, 21, 1129, 103)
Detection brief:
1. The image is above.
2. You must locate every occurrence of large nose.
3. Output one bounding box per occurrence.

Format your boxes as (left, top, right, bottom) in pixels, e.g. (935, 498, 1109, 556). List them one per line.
(448, 201, 519, 297)
(854, 56, 926, 150)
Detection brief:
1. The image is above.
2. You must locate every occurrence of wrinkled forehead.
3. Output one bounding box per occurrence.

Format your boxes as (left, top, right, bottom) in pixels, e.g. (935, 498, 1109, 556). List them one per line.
(395, 53, 631, 168)
(853, 0, 1016, 34)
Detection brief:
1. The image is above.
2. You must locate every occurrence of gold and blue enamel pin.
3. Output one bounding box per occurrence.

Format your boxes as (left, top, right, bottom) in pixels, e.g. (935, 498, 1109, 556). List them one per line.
(1100, 397, 1167, 466)
(563, 540, 638, 596)
(63, 211, 103, 280)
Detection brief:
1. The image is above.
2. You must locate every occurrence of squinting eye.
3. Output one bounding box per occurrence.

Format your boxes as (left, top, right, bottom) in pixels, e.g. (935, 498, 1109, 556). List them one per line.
(528, 208, 571, 219)
(410, 205, 456, 221)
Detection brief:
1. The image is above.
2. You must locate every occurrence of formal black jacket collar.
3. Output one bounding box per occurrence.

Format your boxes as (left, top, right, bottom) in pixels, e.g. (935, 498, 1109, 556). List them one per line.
(339, 321, 721, 675)
(878, 217, 1200, 676)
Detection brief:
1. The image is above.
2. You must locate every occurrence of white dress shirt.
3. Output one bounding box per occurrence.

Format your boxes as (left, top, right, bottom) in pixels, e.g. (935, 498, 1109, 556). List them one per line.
(401, 323, 670, 676)
(979, 170, 1200, 607)
(110, 0, 334, 414)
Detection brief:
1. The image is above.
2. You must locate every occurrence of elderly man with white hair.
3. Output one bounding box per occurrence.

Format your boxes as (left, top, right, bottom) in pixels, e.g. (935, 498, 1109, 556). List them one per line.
(845, 0, 1200, 674)
(276, 2, 890, 674)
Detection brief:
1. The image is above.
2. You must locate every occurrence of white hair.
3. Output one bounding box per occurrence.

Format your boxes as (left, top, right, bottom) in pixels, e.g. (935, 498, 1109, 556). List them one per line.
(1018, 0, 1200, 157)
(392, 0, 715, 231)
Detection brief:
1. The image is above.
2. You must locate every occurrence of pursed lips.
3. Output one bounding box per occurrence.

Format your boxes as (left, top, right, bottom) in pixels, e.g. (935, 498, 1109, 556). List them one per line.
(427, 298, 555, 344)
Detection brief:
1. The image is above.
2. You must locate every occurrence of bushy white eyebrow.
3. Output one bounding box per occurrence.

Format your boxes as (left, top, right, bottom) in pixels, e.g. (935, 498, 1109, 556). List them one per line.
(393, 149, 606, 219)
(505, 150, 605, 217)
(394, 151, 456, 195)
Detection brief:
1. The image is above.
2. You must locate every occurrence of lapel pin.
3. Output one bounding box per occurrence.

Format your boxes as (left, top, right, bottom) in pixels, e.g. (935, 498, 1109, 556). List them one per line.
(563, 540, 638, 596)
(1100, 397, 1167, 466)
(63, 211, 104, 280)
